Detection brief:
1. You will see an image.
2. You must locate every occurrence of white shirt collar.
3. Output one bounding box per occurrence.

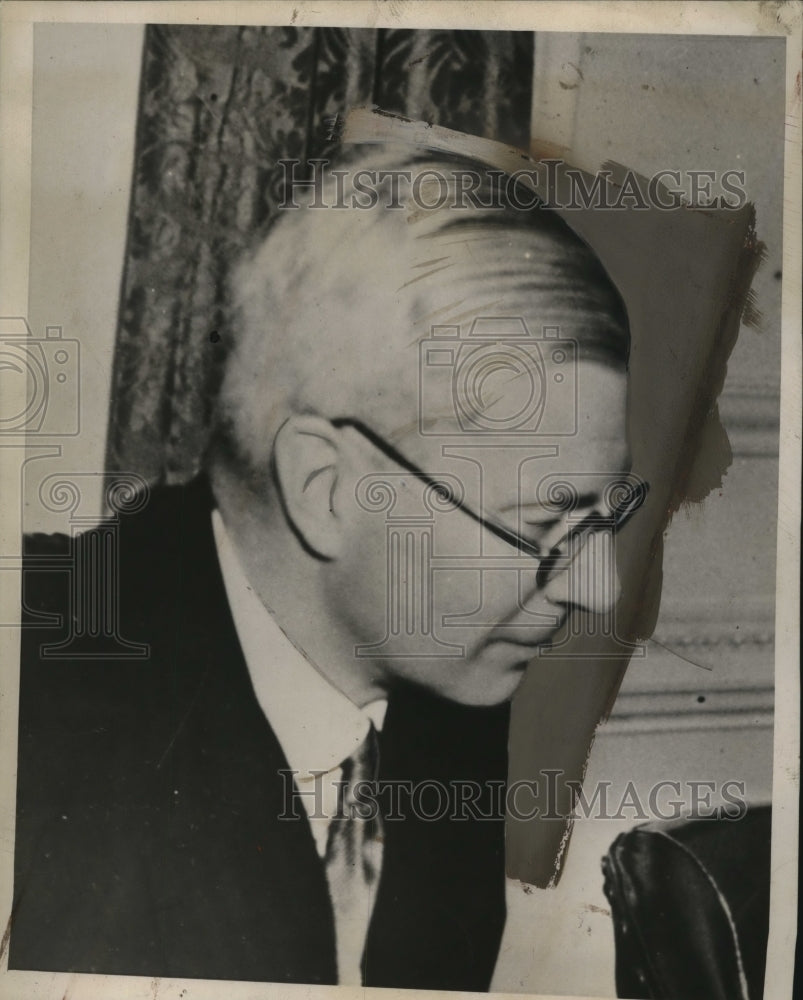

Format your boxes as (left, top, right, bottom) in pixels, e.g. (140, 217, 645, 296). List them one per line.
(211, 509, 387, 782)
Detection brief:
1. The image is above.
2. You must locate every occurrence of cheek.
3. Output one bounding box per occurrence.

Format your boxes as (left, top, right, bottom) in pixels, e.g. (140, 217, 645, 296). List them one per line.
(428, 510, 538, 629)
(433, 568, 527, 619)
(328, 510, 395, 642)
(331, 504, 537, 653)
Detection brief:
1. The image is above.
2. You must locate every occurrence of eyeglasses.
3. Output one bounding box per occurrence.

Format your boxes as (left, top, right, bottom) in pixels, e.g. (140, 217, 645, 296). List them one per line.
(331, 417, 649, 588)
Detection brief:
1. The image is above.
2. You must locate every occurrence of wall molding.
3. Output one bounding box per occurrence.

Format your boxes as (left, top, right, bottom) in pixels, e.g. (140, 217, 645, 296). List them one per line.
(607, 625, 775, 734)
(719, 385, 780, 458)
(605, 683, 774, 735)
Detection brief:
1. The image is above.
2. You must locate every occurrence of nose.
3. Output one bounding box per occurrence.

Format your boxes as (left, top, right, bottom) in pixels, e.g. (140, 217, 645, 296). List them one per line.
(542, 530, 621, 615)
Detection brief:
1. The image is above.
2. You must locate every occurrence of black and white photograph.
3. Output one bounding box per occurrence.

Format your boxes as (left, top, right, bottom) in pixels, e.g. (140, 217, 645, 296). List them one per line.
(0, 3, 799, 999)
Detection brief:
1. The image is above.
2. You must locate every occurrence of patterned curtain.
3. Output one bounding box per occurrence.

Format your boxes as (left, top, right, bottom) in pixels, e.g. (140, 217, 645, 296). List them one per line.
(106, 25, 534, 483)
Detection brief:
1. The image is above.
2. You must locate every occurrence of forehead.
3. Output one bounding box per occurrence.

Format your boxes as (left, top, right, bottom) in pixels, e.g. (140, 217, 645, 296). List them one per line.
(396, 362, 629, 512)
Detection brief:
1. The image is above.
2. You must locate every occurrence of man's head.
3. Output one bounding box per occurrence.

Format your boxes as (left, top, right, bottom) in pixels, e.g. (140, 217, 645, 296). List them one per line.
(208, 148, 632, 707)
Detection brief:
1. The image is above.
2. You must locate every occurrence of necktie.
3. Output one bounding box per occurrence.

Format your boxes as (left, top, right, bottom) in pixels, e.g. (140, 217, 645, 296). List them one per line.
(324, 723, 383, 985)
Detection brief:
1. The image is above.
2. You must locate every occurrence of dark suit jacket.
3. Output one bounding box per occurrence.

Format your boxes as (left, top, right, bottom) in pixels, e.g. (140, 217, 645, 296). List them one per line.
(11, 476, 509, 991)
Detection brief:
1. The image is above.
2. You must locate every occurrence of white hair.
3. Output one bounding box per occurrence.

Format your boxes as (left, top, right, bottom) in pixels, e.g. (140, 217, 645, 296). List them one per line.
(208, 146, 629, 491)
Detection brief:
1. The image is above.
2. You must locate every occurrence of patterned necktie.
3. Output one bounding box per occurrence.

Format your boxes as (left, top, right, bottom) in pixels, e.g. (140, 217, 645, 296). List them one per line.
(324, 722, 383, 986)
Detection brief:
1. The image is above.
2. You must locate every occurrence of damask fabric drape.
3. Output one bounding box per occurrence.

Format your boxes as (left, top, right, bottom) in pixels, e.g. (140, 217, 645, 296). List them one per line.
(106, 25, 533, 483)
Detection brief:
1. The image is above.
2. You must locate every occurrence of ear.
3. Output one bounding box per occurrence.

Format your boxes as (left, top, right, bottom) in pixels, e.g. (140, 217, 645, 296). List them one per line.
(272, 415, 347, 560)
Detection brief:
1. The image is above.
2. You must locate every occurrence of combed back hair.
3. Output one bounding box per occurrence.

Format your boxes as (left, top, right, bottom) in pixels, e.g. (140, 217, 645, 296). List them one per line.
(208, 145, 630, 491)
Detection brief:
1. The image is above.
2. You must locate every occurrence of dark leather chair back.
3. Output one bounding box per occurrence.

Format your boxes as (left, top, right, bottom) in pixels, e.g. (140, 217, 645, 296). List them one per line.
(602, 805, 771, 999)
